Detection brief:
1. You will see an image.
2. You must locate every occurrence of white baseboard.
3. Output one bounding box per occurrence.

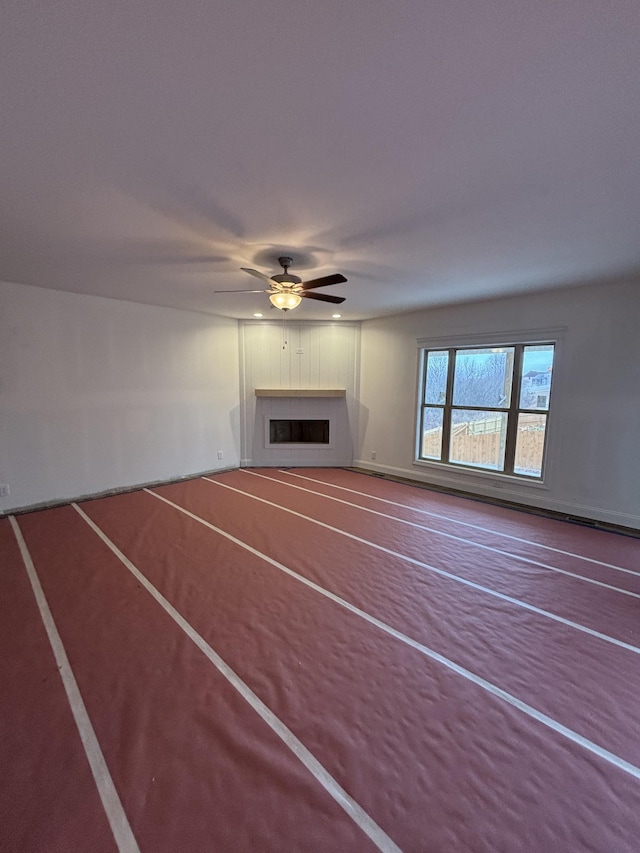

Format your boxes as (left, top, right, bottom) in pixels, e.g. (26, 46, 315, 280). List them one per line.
(1, 464, 238, 517)
(351, 460, 640, 532)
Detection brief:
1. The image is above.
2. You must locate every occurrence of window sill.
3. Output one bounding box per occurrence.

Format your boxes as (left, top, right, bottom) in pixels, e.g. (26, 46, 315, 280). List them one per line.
(412, 458, 550, 491)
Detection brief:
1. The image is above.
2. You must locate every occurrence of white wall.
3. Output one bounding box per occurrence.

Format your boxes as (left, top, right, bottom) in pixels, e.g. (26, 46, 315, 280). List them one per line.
(4, 276, 638, 529)
(357, 277, 640, 530)
(0, 281, 240, 512)
(240, 321, 360, 467)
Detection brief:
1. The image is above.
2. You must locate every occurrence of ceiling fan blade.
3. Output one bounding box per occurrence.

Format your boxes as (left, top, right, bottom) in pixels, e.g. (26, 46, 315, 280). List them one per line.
(241, 267, 276, 285)
(214, 288, 267, 293)
(300, 291, 346, 304)
(301, 273, 348, 290)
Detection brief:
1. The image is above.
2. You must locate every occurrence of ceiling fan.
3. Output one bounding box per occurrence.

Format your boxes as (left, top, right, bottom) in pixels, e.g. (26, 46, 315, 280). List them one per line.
(216, 256, 347, 310)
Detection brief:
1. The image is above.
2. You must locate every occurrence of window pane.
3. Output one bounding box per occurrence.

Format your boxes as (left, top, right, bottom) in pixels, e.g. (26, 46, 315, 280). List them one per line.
(514, 412, 547, 477)
(421, 407, 444, 459)
(449, 409, 508, 470)
(424, 351, 449, 404)
(452, 348, 514, 408)
(520, 344, 554, 410)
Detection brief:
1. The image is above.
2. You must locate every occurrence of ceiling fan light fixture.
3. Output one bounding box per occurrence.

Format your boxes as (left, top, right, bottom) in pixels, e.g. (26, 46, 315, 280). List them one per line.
(269, 291, 302, 311)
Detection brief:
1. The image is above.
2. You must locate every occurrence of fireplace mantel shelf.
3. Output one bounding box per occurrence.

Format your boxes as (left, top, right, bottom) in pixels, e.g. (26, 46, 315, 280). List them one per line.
(255, 389, 346, 398)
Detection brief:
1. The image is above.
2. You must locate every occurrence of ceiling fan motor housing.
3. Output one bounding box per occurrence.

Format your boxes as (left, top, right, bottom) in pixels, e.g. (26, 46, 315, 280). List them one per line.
(272, 257, 302, 287)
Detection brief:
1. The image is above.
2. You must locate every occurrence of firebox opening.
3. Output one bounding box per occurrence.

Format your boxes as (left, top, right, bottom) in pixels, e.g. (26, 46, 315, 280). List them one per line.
(269, 419, 330, 444)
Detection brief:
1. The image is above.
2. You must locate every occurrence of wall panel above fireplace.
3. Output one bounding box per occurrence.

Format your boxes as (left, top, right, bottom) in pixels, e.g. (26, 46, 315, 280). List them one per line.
(239, 321, 360, 467)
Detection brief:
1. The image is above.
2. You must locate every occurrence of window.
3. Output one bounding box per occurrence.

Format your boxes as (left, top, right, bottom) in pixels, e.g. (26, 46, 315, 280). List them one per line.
(417, 342, 555, 478)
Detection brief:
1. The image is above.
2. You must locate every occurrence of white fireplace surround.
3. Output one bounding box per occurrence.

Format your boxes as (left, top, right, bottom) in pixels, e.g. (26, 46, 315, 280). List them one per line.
(247, 395, 351, 466)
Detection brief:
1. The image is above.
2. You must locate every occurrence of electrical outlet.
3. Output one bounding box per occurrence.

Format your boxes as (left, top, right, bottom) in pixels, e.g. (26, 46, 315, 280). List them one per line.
(0, 484, 10, 497)
(217, 451, 224, 460)
(370, 451, 377, 461)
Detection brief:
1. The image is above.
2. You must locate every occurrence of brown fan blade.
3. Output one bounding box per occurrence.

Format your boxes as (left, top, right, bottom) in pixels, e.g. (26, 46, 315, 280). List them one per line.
(301, 273, 348, 290)
(300, 291, 346, 304)
(215, 288, 267, 293)
(241, 267, 276, 285)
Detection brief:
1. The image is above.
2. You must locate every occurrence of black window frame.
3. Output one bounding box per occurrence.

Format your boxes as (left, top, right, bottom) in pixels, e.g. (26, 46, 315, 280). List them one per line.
(416, 341, 555, 479)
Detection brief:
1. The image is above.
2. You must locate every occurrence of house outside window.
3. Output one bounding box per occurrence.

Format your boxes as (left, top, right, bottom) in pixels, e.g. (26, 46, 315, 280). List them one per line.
(416, 341, 555, 478)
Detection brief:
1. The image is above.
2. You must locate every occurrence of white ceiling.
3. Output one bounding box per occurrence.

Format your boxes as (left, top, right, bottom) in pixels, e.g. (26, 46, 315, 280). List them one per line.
(2, 1, 640, 321)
